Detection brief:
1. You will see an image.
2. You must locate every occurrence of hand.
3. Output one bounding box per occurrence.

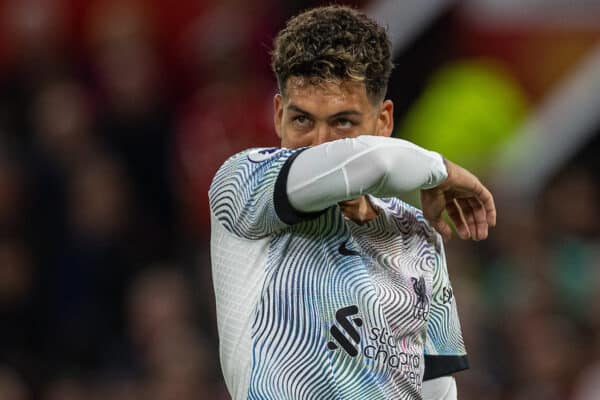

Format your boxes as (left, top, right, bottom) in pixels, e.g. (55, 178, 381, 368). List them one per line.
(420, 159, 496, 241)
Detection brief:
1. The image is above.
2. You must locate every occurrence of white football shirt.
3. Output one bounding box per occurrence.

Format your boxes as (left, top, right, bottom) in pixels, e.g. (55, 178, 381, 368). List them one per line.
(209, 139, 468, 400)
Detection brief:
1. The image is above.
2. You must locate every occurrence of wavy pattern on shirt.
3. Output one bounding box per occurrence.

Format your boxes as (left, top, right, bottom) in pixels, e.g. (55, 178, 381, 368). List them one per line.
(247, 209, 400, 399)
(209, 148, 295, 239)
(365, 197, 466, 358)
(210, 148, 466, 400)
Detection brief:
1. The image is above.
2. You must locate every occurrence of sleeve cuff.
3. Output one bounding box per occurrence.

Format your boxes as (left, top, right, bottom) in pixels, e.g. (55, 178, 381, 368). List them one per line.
(421, 151, 449, 189)
(274, 148, 326, 225)
(423, 355, 469, 380)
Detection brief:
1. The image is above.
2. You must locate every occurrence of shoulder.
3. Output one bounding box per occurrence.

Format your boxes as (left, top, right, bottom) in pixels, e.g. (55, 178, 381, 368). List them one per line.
(210, 147, 290, 185)
(208, 146, 308, 215)
(216, 147, 283, 171)
(215, 147, 300, 174)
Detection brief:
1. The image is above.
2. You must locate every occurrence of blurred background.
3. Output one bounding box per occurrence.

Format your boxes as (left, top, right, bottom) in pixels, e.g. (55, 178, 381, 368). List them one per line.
(0, 0, 598, 399)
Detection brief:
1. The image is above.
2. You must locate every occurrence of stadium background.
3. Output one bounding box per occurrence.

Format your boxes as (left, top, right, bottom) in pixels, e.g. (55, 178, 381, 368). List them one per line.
(0, 0, 599, 399)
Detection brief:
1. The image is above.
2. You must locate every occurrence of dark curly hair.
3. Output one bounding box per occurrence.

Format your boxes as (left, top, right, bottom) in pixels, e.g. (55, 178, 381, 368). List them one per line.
(271, 5, 393, 102)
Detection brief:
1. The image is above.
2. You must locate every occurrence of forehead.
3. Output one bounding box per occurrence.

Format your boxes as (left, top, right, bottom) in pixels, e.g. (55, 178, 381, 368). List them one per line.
(283, 77, 373, 113)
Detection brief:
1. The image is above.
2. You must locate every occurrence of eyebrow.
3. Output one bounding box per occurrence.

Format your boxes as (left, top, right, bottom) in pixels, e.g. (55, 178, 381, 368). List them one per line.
(287, 104, 363, 119)
(287, 104, 313, 116)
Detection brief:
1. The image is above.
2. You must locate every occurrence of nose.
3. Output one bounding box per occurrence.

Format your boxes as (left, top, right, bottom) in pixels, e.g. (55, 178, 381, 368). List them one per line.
(312, 124, 335, 146)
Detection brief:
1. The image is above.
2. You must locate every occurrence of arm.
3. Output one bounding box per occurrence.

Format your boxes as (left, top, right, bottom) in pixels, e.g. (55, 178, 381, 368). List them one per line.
(287, 135, 448, 211)
(423, 239, 469, 382)
(287, 135, 495, 240)
(422, 376, 457, 400)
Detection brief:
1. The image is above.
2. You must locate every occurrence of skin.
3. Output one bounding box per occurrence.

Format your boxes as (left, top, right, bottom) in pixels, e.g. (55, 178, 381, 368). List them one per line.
(273, 77, 496, 241)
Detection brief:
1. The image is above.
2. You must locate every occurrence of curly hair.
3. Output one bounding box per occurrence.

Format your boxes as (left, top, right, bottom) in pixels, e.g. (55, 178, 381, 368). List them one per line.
(271, 5, 393, 102)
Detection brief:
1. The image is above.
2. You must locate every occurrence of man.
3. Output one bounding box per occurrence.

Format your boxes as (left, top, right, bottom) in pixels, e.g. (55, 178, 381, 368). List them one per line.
(209, 5, 495, 400)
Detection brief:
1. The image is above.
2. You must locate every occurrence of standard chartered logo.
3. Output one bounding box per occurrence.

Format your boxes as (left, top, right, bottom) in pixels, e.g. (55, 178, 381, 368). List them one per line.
(365, 327, 421, 385)
(327, 305, 422, 385)
(327, 305, 363, 356)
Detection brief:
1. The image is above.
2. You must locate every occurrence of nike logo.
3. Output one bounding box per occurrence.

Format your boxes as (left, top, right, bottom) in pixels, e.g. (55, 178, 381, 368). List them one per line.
(338, 241, 360, 256)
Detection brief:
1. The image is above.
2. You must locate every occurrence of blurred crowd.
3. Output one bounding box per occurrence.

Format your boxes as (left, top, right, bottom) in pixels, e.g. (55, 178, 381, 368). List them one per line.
(0, 0, 598, 399)
(448, 164, 600, 400)
(0, 0, 289, 398)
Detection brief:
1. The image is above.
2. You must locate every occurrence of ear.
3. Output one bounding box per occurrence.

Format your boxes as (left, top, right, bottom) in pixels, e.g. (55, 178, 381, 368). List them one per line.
(375, 99, 394, 137)
(273, 94, 283, 140)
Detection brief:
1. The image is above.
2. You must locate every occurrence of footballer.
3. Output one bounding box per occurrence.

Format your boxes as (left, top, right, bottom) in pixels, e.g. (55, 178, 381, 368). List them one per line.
(209, 6, 495, 400)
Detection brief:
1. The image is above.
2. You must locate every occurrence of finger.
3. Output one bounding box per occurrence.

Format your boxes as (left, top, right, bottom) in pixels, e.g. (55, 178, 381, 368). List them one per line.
(456, 198, 479, 240)
(420, 190, 452, 241)
(420, 188, 442, 215)
(433, 218, 453, 242)
(443, 160, 496, 227)
(446, 198, 470, 240)
(474, 182, 496, 227)
(466, 197, 489, 240)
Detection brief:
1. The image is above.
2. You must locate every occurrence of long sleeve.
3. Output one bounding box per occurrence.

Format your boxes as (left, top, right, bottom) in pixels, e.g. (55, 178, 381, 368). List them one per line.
(287, 135, 447, 213)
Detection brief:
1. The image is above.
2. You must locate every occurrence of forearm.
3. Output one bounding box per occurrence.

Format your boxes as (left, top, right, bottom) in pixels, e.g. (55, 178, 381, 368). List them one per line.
(287, 135, 447, 212)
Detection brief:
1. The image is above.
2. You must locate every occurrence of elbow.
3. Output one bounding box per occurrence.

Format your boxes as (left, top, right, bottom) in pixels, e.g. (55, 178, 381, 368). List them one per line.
(367, 146, 394, 189)
(340, 145, 394, 196)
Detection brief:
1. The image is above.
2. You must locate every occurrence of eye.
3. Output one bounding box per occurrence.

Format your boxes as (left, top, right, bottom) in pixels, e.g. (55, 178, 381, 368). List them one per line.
(293, 115, 312, 128)
(335, 118, 355, 129)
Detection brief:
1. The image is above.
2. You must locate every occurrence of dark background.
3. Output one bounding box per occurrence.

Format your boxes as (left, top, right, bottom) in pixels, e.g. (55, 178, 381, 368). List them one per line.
(0, 0, 599, 399)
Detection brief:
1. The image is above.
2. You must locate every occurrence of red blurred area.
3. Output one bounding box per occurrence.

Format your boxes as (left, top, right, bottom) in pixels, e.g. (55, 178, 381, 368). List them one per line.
(455, 7, 600, 102)
(0, 1, 598, 399)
